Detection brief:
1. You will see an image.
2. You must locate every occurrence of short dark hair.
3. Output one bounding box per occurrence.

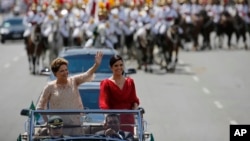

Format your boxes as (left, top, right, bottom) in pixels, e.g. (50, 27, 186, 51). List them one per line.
(109, 55, 123, 67)
(105, 114, 120, 123)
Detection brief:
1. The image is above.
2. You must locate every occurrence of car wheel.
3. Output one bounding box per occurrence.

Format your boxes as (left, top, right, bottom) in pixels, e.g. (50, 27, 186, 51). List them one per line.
(1, 38, 5, 44)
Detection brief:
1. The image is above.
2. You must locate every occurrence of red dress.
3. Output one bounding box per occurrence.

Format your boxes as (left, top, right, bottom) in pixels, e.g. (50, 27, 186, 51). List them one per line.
(99, 77, 140, 133)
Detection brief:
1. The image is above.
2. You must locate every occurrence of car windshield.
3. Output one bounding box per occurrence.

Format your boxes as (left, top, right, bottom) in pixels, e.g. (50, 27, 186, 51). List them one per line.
(64, 54, 112, 73)
(2, 19, 22, 27)
(27, 109, 144, 141)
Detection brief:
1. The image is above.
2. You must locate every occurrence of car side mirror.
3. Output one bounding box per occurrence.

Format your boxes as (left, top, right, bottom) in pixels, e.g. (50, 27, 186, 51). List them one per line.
(125, 68, 137, 75)
(20, 109, 30, 116)
(40, 67, 51, 76)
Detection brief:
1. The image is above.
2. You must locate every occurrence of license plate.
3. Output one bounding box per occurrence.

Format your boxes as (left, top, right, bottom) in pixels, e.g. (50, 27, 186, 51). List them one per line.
(12, 33, 21, 38)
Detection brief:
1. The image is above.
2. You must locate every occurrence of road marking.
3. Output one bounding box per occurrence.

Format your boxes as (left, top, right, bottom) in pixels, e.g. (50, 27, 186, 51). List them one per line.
(184, 66, 191, 72)
(202, 87, 210, 94)
(214, 101, 223, 109)
(192, 76, 200, 82)
(230, 120, 238, 125)
(3, 63, 10, 68)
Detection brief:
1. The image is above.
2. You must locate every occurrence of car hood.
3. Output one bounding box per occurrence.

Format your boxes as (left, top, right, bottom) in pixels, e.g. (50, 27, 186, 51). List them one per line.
(6, 25, 25, 31)
(10, 25, 25, 31)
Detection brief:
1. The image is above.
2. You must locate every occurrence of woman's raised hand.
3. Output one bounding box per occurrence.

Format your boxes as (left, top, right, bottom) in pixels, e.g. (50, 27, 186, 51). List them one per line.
(95, 51, 103, 66)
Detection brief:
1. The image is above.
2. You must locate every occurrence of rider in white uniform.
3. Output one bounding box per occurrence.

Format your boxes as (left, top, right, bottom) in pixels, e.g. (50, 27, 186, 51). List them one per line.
(84, 2, 113, 49)
(23, 3, 44, 46)
(210, 0, 224, 32)
(235, 0, 250, 30)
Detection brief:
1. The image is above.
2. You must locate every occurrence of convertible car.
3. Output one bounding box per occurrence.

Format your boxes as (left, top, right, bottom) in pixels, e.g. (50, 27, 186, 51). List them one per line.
(18, 47, 154, 140)
(18, 109, 154, 141)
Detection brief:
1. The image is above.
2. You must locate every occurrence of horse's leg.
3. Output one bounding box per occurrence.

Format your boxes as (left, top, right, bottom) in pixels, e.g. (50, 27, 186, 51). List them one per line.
(242, 30, 247, 50)
(163, 49, 169, 72)
(146, 42, 154, 73)
(136, 48, 142, 70)
(49, 43, 56, 63)
(174, 42, 179, 63)
(28, 55, 33, 73)
(202, 34, 207, 50)
(218, 33, 223, 49)
(117, 34, 124, 57)
(129, 35, 137, 60)
(32, 55, 36, 74)
(142, 47, 148, 72)
(215, 24, 222, 49)
(207, 31, 212, 50)
(41, 48, 47, 69)
(35, 55, 41, 75)
(175, 46, 179, 63)
(227, 33, 232, 49)
(136, 38, 144, 70)
(193, 35, 199, 51)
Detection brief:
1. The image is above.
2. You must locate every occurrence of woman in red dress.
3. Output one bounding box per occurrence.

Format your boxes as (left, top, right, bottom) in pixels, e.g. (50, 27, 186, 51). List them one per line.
(99, 55, 140, 134)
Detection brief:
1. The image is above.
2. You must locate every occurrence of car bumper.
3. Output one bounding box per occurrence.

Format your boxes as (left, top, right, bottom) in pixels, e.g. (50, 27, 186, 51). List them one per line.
(1, 32, 24, 40)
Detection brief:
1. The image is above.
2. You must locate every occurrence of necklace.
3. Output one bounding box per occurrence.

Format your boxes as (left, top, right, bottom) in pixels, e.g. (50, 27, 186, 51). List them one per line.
(116, 81, 123, 85)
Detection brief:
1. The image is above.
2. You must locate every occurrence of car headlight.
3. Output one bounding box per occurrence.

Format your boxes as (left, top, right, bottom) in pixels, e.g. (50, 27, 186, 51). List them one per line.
(0, 28, 10, 34)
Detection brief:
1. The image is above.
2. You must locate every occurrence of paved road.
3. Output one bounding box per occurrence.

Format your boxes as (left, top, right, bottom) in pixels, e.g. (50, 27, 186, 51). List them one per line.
(0, 40, 48, 141)
(0, 40, 249, 141)
(127, 48, 250, 141)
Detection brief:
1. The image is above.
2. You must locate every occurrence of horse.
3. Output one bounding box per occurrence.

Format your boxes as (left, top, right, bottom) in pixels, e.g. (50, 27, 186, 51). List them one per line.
(151, 17, 182, 72)
(156, 22, 181, 72)
(25, 24, 47, 75)
(233, 11, 248, 50)
(133, 23, 155, 72)
(178, 13, 202, 51)
(199, 9, 214, 50)
(214, 11, 234, 49)
(121, 20, 137, 60)
(47, 19, 63, 63)
(72, 19, 86, 46)
(89, 22, 114, 49)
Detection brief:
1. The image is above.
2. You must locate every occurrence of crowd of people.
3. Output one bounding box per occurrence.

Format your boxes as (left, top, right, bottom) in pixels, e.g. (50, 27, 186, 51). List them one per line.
(20, 0, 250, 49)
(17, 0, 249, 73)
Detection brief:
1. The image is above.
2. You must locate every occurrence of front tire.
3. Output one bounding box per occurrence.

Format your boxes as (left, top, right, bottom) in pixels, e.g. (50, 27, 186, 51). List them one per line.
(1, 38, 5, 44)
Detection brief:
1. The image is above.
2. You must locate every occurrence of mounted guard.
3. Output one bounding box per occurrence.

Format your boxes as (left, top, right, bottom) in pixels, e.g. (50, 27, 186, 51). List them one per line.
(84, 1, 113, 49)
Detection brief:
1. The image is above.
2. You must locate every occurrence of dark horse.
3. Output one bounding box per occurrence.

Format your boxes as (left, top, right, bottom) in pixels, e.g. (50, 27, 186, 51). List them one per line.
(214, 11, 234, 49)
(163, 24, 181, 72)
(154, 21, 181, 72)
(136, 26, 155, 72)
(26, 24, 46, 75)
(199, 9, 214, 50)
(179, 13, 203, 51)
(233, 11, 248, 50)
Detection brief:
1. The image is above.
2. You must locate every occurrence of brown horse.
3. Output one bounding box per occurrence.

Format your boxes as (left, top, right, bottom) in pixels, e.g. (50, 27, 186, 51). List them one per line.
(25, 24, 47, 75)
(179, 13, 203, 51)
(214, 11, 234, 49)
(163, 24, 181, 72)
(199, 10, 214, 50)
